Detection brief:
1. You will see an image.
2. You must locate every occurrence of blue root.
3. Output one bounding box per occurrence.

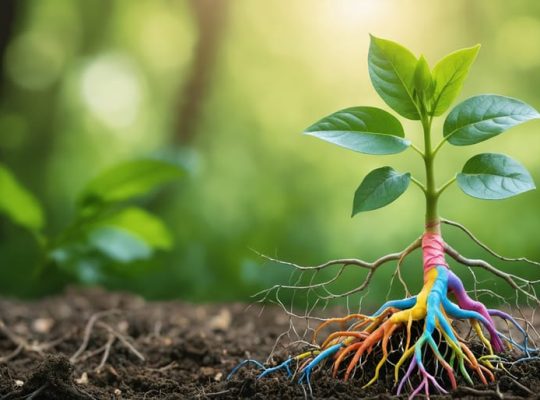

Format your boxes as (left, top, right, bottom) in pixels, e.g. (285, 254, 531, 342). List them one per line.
(227, 358, 294, 380)
(258, 358, 294, 378)
(489, 310, 538, 357)
(298, 343, 343, 386)
(442, 297, 490, 326)
(227, 359, 266, 380)
(497, 332, 538, 356)
(371, 296, 417, 317)
(228, 343, 343, 387)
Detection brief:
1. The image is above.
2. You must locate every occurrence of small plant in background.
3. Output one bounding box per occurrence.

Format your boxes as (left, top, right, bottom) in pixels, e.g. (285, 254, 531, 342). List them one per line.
(230, 36, 540, 397)
(0, 158, 184, 284)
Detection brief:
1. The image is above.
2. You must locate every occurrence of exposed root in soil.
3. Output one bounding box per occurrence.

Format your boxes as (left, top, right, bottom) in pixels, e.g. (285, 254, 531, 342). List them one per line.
(0, 320, 74, 363)
(70, 309, 145, 369)
(0, 307, 146, 385)
(0, 289, 538, 399)
(232, 227, 540, 398)
(0, 296, 151, 399)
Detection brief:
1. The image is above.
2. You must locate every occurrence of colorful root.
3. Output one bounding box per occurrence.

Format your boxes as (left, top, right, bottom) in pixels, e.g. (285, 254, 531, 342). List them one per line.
(229, 233, 538, 397)
(229, 264, 536, 397)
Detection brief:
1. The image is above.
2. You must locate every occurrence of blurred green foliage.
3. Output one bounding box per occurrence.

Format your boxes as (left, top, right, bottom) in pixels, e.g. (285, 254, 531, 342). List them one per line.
(1, 0, 540, 308)
(0, 158, 184, 293)
(0, 163, 44, 231)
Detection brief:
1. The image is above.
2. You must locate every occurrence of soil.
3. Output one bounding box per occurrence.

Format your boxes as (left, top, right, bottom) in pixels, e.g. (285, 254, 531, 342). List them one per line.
(0, 289, 538, 400)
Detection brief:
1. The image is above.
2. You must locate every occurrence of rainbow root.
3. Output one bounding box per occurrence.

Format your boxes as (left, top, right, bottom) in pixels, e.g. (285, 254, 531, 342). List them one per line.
(229, 233, 537, 397)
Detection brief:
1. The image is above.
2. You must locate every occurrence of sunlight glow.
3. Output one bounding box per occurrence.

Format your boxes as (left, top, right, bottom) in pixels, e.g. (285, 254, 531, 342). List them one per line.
(328, 0, 390, 29)
(80, 54, 143, 129)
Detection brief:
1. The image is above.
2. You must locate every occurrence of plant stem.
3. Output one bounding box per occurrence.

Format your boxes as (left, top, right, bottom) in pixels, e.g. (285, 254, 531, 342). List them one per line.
(410, 144, 425, 158)
(431, 137, 447, 157)
(410, 177, 427, 193)
(421, 115, 440, 233)
(437, 176, 457, 197)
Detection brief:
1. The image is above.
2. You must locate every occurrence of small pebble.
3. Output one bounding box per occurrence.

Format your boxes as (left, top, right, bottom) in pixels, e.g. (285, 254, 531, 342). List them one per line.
(209, 309, 232, 331)
(32, 318, 54, 334)
(75, 372, 89, 385)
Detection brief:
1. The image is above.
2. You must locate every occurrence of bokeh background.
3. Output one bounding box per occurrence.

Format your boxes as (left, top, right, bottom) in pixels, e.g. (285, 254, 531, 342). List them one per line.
(1, 0, 540, 308)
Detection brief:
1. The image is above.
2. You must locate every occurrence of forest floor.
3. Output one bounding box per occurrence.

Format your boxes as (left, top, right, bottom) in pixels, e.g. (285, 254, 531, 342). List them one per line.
(0, 289, 538, 399)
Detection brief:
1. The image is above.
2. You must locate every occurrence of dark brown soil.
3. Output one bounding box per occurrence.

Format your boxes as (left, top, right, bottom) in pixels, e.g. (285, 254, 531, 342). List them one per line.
(0, 289, 538, 399)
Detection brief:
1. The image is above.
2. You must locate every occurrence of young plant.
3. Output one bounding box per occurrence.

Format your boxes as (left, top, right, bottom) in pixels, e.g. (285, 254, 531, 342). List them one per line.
(0, 158, 184, 285)
(230, 36, 540, 396)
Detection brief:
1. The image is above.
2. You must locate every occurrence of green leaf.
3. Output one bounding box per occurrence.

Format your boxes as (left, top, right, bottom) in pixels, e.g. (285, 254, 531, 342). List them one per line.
(457, 153, 535, 200)
(84, 207, 173, 263)
(304, 106, 410, 155)
(88, 226, 152, 263)
(79, 159, 185, 208)
(444, 95, 540, 145)
(0, 163, 44, 230)
(368, 35, 420, 120)
(431, 45, 480, 116)
(413, 55, 433, 98)
(98, 207, 173, 250)
(352, 167, 410, 215)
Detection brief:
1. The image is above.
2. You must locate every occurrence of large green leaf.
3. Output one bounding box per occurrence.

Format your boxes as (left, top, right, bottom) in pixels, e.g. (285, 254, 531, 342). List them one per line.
(79, 159, 184, 208)
(0, 163, 44, 230)
(368, 35, 419, 120)
(98, 207, 172, 250)
(457, 153, 535, 200)
(304, 106, 410, 155)
(352, 167, 410, 215)
(431, 45, 480, 116)
(444, 95, 540, 145)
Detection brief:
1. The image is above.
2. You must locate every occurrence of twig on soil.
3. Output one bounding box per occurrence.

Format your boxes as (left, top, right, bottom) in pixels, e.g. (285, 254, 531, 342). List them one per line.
(457, 383, 525, 400)
(96, 321, 145, 361)
(70, 310, 120, 363)
(0, 320, 74, 362)
(0, 344, 23, 363)
(95, 333, 115, 373)
(1, 384, 49, 400)
(75, 343, 110, 363)
(198, 389, 231, 398)
(70, 309, 144, 373)
(500, 374, 534, 396)
(0, 320, 24, 347)
(145, 361, 178, 373)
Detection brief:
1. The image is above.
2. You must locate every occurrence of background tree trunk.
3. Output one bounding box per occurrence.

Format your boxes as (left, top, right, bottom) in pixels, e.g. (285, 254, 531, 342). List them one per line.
(173, 0, 229, 145)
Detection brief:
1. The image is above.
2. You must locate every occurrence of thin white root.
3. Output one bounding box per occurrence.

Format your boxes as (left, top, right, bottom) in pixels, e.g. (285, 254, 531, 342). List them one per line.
(442, 218, 540, 267)
(70, 309, 119, 363)
(252, 236, 422, 302)
(0, 320, 73, 362)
